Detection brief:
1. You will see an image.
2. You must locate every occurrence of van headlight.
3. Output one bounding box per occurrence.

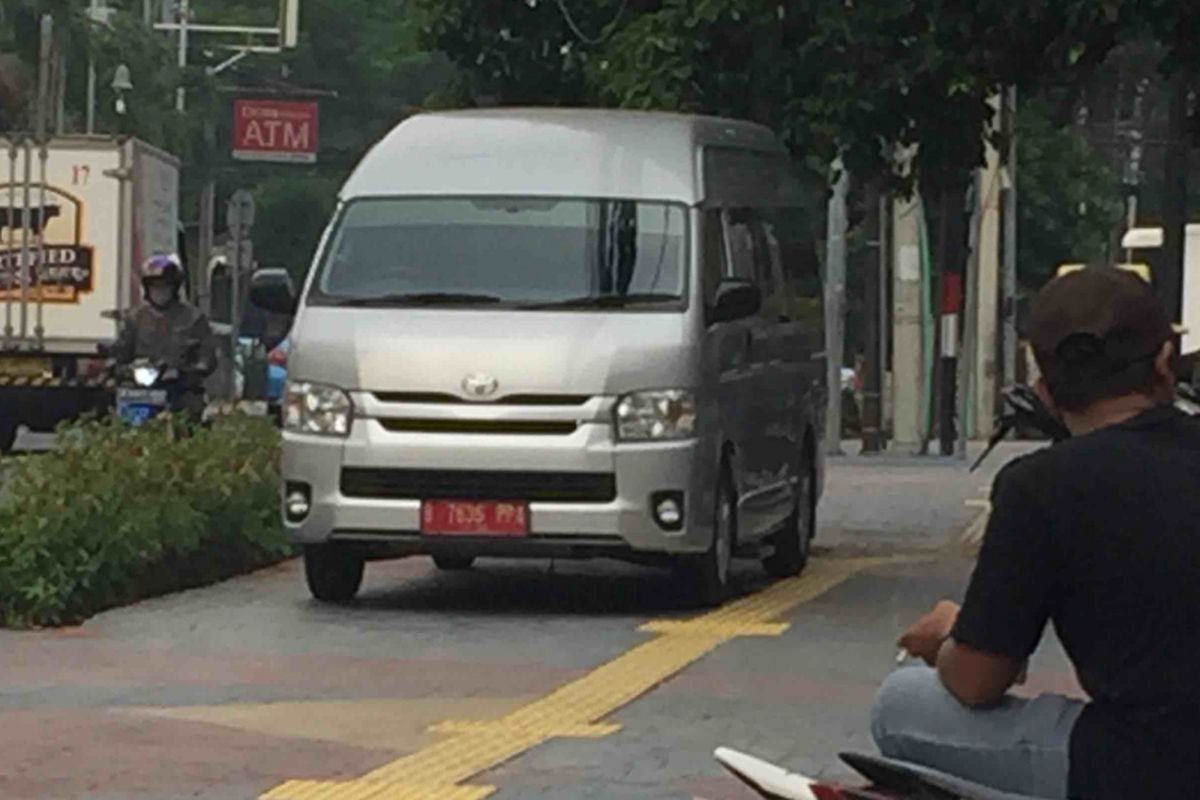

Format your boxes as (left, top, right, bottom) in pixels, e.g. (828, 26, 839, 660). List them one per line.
(284, 381, 353, 437)
(615, 390, 697, 441)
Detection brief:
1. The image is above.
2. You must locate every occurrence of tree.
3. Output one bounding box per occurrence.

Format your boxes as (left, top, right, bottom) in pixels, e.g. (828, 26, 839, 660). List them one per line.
(1016, 97, 1123, 289)
(193, 0, 454, 280)
(249, 173, 339, 282)
(408, 0, 1181, 196)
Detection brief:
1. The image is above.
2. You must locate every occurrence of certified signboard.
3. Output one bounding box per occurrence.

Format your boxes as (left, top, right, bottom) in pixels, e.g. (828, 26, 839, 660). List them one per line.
(232, 99, 319, 164)
(0, 183, 96, 304)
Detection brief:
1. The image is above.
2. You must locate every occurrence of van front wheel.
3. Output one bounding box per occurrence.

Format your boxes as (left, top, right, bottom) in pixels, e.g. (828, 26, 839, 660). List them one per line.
(762, 459, 814, 578)
(304, 544, 365, 603)
(680, 470, 735, 607)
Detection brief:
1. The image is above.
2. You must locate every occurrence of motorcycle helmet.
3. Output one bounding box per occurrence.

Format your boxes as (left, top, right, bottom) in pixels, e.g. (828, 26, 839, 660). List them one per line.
(140, 253, 184, 309)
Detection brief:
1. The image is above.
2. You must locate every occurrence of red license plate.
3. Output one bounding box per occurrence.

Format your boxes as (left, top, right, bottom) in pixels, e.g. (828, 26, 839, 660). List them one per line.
(421, 500, 529, 537)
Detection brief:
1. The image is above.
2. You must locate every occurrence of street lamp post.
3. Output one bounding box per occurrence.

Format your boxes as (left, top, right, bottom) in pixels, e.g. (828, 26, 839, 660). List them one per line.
(85, 0, 112, 135)
(176, 0, 190, 113)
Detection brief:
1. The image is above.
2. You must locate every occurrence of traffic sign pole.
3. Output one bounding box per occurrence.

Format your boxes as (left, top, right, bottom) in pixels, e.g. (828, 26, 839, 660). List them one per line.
(226, 189, 255, 346)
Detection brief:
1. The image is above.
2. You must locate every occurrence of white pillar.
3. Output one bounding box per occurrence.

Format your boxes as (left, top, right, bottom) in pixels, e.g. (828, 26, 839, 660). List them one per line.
(974, 95, 1003, 438)
(891, 189, 923, 453)
(824, 163, 849, 454)
(1002, 86, 1019, 389)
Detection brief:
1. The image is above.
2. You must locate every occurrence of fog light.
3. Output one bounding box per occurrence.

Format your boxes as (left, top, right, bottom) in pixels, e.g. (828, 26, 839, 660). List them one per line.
(652, 491, 685, 531)
(285, 483, 311, 522)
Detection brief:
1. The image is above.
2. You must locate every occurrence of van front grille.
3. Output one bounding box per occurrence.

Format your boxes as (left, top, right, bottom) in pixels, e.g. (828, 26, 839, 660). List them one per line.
(378, 418, 577, 436)
(340, 468, 617, 503)
(372, 391, 591, 406)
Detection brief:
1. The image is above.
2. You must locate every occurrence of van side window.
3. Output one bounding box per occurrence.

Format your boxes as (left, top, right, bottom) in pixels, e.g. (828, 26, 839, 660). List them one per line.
(755, 217, 788, 318)
(702, 209, 727, 305)
(724, 209, 758, 285)
(764, 207, 823, 322)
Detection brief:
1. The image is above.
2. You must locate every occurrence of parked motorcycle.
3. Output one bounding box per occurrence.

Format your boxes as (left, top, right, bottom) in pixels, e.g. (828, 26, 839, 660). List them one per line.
(969, 385, 1069, 472)
(970, 380, 1200, 472)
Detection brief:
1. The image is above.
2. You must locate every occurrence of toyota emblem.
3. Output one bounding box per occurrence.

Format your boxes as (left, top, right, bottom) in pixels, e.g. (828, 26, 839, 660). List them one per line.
(462, 373, 499, 399)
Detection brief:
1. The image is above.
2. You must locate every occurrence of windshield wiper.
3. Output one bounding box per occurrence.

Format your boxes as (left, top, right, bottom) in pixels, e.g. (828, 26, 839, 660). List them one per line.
(326, 292, 504, 308)
(521, 293, 680, 310)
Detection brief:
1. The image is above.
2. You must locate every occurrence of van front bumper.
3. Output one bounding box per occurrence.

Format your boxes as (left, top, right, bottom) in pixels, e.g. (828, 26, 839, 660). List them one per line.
(280, 420, 715, 557)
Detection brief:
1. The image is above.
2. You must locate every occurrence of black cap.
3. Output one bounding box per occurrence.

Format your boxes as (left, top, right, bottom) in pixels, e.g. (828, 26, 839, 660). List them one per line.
(1030, 267, 1172, 388)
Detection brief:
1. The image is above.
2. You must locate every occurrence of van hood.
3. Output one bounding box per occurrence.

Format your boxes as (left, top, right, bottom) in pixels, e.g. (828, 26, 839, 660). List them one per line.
(288, 307, 697, 398)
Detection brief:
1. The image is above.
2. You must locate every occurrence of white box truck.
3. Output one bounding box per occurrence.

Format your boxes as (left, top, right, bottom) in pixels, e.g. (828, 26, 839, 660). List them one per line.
(0, 135, 180, 452)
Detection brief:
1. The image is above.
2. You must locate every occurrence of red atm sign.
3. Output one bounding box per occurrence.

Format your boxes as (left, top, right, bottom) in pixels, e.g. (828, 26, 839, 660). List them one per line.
(232, 99, 319, 164)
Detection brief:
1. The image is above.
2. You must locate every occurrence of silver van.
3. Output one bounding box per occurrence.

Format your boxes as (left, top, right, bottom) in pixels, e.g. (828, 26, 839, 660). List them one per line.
(251, 109, 828, 605)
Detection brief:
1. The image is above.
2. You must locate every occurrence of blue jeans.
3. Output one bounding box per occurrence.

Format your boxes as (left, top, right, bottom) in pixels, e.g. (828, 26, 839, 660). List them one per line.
(871, 666, 1085, 799)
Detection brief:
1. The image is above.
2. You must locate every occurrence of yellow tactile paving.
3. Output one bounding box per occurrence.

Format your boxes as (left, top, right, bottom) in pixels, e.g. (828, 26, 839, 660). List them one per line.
(126, 697, 536, 753)
(261, 556, 898, 800)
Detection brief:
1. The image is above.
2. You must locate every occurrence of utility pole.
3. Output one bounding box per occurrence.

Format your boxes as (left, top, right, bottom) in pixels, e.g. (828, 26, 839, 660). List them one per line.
(932, 189, 951, 456)
(860, 182, 884, 454)
(891, 170, 924, 454)
(824, 161, 849, 455)
(86, 0, 98, 134)
(175, 0, 190, 113)
(878, 192, 890, 444)
(85, 0, 114, 135)
(890, 194, 922, 454)
(957, 173, 982, 460)
(1002, 87, 1019, 389)
(196, 120, 216, 306)
(32, 14, 53, 348)
(973, 93, 1003, 438)
(54, 50, 66, 136)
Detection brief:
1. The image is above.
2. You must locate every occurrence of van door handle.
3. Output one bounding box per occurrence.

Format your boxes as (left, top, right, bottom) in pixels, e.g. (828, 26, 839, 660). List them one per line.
(811, 350, 827, 359)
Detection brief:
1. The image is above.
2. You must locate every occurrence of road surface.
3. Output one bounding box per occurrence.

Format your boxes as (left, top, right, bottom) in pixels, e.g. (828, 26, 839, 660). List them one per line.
(0, 444, 1077, 800)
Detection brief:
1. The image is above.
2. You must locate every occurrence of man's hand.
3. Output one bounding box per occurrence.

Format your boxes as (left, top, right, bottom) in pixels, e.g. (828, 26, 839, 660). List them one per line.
(899, 600, 960, 666)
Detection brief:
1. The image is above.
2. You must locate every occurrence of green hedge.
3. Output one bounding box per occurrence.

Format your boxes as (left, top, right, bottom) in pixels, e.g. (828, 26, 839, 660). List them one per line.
(0, 415, 290, 628)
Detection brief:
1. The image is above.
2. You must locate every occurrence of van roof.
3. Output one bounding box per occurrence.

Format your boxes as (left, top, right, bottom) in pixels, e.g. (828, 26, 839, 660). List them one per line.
(340, 108, 786, 205)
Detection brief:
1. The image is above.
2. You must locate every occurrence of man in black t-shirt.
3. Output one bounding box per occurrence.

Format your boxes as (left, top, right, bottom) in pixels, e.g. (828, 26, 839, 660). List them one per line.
(871, 267, 1200, 799)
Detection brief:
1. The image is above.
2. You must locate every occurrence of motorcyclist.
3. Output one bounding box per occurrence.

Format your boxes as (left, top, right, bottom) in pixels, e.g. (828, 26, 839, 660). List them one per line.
(111, 254, 217, 422)
(871, 267, 1200, 799)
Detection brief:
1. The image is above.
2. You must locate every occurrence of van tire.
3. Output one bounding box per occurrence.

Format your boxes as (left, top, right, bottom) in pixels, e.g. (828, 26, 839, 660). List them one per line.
(0, 422, 16, 455)
(304, 544, 364, 603)
(433, 555, 475, 571)
(682, 468, 735, 607)
(762, 457, 814, 579)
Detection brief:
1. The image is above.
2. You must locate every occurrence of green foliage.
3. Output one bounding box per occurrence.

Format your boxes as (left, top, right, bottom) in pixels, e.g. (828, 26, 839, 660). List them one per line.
(408, 0, 616, 105)
(90, 13, 203, 152)
(0, 414, 289, 628)
(251, 173, 340, 281)
(1016, 98, 1123, 288)
(408, 0, 1194, 195)
(193, 0, 455, 279)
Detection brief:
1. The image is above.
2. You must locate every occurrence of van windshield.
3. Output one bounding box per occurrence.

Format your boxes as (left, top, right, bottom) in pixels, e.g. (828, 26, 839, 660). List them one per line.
(309, 197, 689, 309)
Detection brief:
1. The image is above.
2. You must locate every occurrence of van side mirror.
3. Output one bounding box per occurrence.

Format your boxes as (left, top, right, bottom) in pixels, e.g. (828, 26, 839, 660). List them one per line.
(249, 268, 297, 315)
(708, 279, 762, 324)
